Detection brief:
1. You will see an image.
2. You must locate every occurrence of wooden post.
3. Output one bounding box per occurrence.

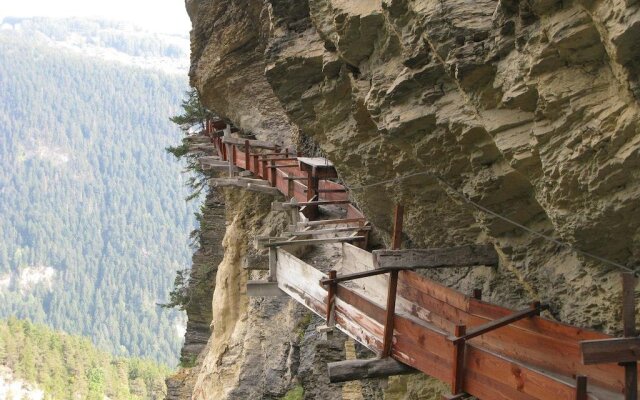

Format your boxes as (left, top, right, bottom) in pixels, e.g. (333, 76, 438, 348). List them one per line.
(270, 159, 277, 186)
(326, 270, 337, 326)
(306, 169, 315, 201)
(391, 204, 404, 250)
(305, 168, 318, 219)
(268, 247, 277, 282)
(223, 125, 233, 176)
(381, 204, 404, 358)
(245, 139, 250, 171)
(232, 144, 237, 166)
(576, 375, 588, 400)
(253, 154, 259, 176)
(381, 270, 399, 357)
(287, 178, 295, 199)
(451, 324, 467, 395)
(623, 273, 637, 400)
(580, 273, 638, 400)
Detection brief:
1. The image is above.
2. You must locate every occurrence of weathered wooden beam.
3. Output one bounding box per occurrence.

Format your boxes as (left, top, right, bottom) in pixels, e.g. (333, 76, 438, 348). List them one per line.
(222, 136, 278, 149)
(258, 236, 366, 249)
(373, 244, 498, 270)
(259, 157, 295, 162)
(297, 218, 366, 228)
(274, 200, 351, 209)
(581, 337, 640, 364)
(268, 164, 299, 169)
(327, 358, 417, 383)
(285, 226, 371, 237)
(246, 281, 287, 297)
(250, 152, 297, 157)
(303, 188, 348, 193)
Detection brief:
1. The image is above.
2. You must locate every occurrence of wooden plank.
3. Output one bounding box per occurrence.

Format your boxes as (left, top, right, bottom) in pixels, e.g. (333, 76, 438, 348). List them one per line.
(400, 271, 625, 392)
(276, 200, 352, 208)
(274, 247, 622, 399)
(297, 157, 334, 168)
(286, 226, 371, 237)
(259, 236, 365, 248)
(346, 204, 366, 220)
(327, 358, 416, 383)
(399, 270, 470, 312)
(247, 281, 287, 297)
(581, 338, 640, 364)
(451, 303, 545, 344)
(374, 245, 498, 270)
(468, 298, 610, 342)
(297, 218, 366, 228)
(463, 346, 579, 400)
(222, 136, 278, 149)
(268, 164, 299, 168)
(209, 177, 271, 189)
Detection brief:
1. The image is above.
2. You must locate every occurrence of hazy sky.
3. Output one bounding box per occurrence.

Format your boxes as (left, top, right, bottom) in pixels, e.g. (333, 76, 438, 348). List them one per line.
(0, 0, 191, 35)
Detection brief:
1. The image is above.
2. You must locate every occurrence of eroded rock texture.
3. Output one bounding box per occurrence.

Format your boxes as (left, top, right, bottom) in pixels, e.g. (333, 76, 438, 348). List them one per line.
(166, 188, 224, 399)
(178, 0, 640, 398)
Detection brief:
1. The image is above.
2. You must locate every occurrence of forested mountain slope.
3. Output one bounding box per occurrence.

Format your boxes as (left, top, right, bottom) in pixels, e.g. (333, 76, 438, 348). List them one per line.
(0, 318, 168, 399)
(0, 20, 195, 365)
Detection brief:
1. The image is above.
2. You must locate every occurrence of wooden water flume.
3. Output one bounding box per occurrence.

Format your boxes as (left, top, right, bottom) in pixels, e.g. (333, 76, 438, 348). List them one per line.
(194, 119, 638, 400)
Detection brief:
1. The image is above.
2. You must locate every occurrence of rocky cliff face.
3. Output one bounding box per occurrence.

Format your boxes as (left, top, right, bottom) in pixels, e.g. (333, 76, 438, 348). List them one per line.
(175, 0, 640, 399)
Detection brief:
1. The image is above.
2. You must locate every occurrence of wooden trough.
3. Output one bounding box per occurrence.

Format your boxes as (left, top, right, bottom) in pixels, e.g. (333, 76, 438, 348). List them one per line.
(203, 119, 637, 400)
(274, 244, 630, 400)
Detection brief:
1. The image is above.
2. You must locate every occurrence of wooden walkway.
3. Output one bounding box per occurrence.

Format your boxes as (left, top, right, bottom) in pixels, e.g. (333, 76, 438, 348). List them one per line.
(194, 120, 634, 400)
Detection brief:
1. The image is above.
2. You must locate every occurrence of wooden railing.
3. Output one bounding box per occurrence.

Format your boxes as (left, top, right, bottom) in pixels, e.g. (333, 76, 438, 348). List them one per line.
(198, 120, 632, 400)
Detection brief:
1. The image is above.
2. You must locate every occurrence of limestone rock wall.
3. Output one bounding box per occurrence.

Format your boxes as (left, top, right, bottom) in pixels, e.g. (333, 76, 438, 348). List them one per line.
(178, 0, 640, 399)
(166, 188, 225, 399)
